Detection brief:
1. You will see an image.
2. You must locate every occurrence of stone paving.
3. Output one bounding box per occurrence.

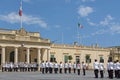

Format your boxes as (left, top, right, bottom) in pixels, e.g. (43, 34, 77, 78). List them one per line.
(0, 70, 118, 80)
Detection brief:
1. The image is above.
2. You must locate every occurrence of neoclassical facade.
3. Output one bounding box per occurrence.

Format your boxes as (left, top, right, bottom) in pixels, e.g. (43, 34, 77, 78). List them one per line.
(0, 28, 111, 69)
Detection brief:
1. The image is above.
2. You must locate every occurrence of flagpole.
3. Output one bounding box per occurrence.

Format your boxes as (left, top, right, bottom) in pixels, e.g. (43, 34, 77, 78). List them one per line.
(20, 14, 22, 29)
(77, 23, 80, 45)
(77, 23, 83, 46)
(19, 0, 23, 29)
(62, 32, 63, 44)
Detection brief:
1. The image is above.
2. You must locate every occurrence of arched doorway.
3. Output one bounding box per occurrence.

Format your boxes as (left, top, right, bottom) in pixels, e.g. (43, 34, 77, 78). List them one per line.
(9, 51, 14, 63)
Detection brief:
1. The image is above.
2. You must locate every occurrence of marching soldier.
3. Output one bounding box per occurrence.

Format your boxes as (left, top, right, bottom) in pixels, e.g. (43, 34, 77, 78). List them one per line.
(82, 61, 86, 76)
(54, 61, 58, 74)
(77, 62, 81, 75)
(41, 61, 45, 74)
(68, 61, 72, 73)
(116, 60, 120, 78)
(93, 59, 99, 78)
(2, 63, 5, 72)
(73, 62, 76, 73)
(113, 61, 117, 78)
(99, 61, 104, 78)
(109, 59, 114, 79)
(64, 61, 68, 74)
(49, 61, 53, 73)
(59, 62, 63, 73)
(45, 61, 49, 73)
(28, 63, 31, 72)
(107, 60, 110, 78)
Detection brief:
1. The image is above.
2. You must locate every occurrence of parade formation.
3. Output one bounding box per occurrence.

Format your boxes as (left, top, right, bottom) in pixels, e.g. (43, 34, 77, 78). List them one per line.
(1, 59, 120, 79)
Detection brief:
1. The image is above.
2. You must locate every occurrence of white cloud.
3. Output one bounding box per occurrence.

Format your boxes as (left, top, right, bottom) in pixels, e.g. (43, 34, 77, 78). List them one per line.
(87, 18, 97, 26)
(0, 12, 47, 28)
(78, 6, 93, 17)
(110, 23, 120, 34)
(85, 15, 120, 37)
(91, 29, 108, 36)
(100, 15, 114, 26)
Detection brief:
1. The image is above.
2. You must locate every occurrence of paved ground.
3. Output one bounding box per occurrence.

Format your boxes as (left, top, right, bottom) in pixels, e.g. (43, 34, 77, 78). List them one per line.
(0, 70, 118, 80)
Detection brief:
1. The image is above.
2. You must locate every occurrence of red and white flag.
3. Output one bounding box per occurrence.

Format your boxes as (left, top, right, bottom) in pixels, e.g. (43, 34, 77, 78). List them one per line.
(19, 0, 22, 16)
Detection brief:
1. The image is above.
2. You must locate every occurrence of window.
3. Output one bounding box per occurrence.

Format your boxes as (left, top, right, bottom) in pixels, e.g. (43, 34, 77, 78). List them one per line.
(76, 56, 80, 64)
(64, 55, 68, 63)
(100, 56, 104, 63)
(50, 54, 56, 62)
(85, 55, 91, 63)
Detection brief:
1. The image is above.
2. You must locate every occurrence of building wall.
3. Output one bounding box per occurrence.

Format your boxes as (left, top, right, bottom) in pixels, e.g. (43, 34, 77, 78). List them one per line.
(50, 44, 110, 69)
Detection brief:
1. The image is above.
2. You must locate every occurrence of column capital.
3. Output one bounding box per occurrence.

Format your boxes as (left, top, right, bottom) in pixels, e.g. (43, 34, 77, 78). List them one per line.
(1, 46, 6, 48)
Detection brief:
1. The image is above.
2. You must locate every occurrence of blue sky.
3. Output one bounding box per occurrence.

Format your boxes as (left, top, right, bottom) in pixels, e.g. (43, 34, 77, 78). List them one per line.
(0, 0, 120, 47)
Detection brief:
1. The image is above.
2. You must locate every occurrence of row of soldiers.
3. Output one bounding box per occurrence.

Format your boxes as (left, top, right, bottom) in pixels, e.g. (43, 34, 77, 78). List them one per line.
(93, 59, 120, 79)
(2, 62, 38, 72)
(1, 61, 87, 75)
(40, 61, 87, 75)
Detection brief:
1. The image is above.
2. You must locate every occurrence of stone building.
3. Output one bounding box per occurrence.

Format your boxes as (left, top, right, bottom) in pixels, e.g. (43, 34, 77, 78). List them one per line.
(0, 28, 111, 69)
(109, 47, 120, 61)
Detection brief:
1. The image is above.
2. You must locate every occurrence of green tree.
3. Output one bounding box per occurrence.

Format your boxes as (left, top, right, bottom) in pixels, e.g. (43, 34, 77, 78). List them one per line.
(68, 55, 73, 61)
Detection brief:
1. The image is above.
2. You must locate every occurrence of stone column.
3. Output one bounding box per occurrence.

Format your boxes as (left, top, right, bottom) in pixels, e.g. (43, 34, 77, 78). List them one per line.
(14, 47, 18, 63)
(47, 49, 50, 61)
(37, 48, 41, 71)
(2, 46, 5, 64)
(26, 48, 30, 63)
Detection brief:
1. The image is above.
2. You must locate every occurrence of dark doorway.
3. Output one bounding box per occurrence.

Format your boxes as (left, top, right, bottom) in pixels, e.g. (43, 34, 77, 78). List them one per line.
(10, 51, 14, 63)
(76, 56, 80, 64)
(34, 58, 37, 62)
(0, 54, 1, 65)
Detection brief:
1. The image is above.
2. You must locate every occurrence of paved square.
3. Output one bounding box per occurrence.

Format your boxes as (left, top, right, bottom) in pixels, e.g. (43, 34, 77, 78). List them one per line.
(0, 70, 117, 80)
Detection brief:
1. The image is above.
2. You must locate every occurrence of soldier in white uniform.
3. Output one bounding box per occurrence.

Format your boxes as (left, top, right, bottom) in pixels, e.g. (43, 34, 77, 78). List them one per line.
(109, 59, 114, 79)
(49, 61, 53, 73)
(113, 61, 117, 78)
(77, 62, 81, 75)
(93, 59, 99, 78)
(68, 61, 72, 73)
(99, 61, 104, 78)
(107, 60, 110, 78)
(82, 61, 86, 76)
(73, 62, 76, 73)
(54, 61, 58, 74)
(40, 61, 45, 74)
(64, 62, 68, 74)
(116, 60, 120, 78)
(2, 63, 5, 72)
(59, 62, 63, 73)
(45, 61, 49, 73)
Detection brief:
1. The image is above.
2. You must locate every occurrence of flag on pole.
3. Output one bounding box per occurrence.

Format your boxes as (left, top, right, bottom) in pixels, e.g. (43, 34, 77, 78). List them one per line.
(78, 23, 83, 28)
(19, 0, 22, 16)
